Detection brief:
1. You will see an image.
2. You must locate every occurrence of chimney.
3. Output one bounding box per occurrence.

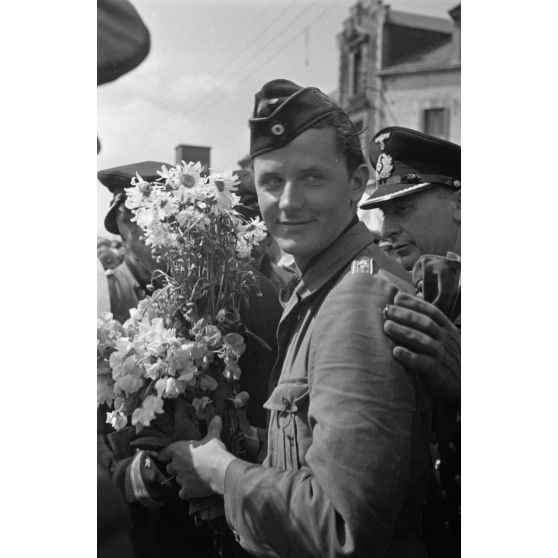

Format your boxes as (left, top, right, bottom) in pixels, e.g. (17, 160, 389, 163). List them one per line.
(175, 144, 211, 174)
(449, 4, 461, 64)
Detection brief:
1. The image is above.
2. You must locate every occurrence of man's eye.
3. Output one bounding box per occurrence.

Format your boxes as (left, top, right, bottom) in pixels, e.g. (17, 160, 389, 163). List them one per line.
(259, 176, 282, 189)
(395, 204, 412, 216)
(301, 173, 323, 184)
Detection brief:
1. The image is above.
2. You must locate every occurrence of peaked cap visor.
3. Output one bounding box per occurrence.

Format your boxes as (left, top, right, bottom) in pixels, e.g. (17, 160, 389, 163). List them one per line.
(361, 126, 460, 210)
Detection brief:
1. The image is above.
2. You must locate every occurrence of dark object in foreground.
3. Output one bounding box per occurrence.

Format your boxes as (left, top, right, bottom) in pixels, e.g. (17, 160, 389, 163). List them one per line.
(98, 464, 134, 558)
(98, 0, 151, 86)
(412, 254, 461, 558)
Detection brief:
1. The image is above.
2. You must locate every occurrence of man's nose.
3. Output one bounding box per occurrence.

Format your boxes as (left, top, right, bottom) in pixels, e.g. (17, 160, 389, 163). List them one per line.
(278, 180, 303, 211)
(381, 215, 400, 241)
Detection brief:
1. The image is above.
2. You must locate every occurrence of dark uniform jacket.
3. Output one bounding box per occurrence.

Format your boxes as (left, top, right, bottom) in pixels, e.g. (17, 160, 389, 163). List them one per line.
(106, 259, 146, 324)
(422, 310, 461, 558)
(223, 222, 432, 558)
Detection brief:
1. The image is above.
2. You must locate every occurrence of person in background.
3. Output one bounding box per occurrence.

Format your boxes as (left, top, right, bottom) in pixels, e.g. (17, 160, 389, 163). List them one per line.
(160, 79, 432, 558)
(98, 258, 112, 317)
(360, 126, 461, 557)
(98, 161, 167, 324)
(98, 237, 126, 270)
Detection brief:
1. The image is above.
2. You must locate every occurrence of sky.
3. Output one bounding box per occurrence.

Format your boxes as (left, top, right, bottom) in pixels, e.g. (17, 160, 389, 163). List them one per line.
(97, 0, 459, 234)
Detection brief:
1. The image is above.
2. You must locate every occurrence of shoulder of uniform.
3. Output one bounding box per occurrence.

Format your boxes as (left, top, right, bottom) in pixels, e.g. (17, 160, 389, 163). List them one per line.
(349, 255, 377, 276)
(340, 244, 414, 293)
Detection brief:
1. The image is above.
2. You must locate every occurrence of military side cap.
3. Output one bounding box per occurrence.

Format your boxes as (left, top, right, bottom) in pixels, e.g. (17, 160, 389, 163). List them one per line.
(98, 161, 169, 234)
(360, 127, 460, 209)
(249, 79, 345, 159)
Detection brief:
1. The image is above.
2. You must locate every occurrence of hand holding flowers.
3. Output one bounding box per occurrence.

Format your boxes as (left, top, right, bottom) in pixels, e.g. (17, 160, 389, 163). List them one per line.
(97, 162, 268, 443)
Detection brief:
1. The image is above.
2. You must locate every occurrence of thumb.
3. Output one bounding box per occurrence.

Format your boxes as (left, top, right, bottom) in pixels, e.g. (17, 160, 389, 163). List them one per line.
(206, 415, 222, 440)
(233, 391, 250, 409)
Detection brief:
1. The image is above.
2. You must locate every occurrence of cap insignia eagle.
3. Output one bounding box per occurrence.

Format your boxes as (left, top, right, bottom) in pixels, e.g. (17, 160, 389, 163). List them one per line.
(373, 132, 391, 151)
(375, 153, 393, 181)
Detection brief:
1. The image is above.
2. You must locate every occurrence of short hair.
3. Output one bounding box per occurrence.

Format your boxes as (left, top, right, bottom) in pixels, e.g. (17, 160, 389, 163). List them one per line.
(309, 112, 366, 176)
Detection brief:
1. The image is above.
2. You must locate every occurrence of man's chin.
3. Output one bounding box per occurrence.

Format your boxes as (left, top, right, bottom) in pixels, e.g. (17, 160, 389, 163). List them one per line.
(275, 237, 304, 255)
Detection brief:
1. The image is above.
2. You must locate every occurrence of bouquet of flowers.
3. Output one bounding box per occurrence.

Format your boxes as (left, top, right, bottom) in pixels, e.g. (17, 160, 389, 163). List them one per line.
(97, 162, 267, 452)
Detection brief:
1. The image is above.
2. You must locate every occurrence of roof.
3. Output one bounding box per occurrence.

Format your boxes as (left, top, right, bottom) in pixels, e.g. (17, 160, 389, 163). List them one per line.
(386, 9, 453, 34)
(378, 37, 459, 76)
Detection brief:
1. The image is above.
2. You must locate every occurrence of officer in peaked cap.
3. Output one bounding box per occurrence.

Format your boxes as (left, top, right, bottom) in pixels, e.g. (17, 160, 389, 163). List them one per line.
(362, 127, 461, 558)
(98, 161, 168, 323)
(100, 161, 168, 236)
(160, 79, 433, 558)
(361, 126, 460, 272)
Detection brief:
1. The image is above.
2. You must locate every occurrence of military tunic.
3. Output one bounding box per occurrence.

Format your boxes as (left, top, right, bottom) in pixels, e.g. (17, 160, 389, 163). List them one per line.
(223, 222, 432, 558)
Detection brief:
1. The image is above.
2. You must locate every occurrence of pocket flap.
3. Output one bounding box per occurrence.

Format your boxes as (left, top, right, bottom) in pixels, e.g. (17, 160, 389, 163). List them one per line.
(263, 380, 309, 412)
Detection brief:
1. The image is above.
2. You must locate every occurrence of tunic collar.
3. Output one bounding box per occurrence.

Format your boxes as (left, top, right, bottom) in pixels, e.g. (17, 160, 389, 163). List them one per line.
(294, 221, 374, 302)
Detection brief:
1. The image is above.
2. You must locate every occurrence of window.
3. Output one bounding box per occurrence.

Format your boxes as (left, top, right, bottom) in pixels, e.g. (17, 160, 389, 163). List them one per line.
(352, 49, 363, 96)
(423, 108, 449, 139)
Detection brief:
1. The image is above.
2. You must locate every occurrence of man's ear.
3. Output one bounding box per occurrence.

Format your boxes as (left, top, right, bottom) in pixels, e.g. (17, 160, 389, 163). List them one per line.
(350, 164, 369, 204)
(452, 190, 461, 224)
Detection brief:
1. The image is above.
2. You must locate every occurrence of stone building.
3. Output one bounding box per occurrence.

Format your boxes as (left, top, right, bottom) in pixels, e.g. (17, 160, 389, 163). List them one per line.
(337, 1, 461, 148)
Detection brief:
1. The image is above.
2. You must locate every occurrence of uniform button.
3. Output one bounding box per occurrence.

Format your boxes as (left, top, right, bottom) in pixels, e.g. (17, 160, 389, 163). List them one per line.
(454, 473, 461, 483)
(271, 123, 285, 135)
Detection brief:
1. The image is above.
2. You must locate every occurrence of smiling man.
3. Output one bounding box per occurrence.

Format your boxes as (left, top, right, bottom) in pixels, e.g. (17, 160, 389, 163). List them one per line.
(160, 80, 433, 558)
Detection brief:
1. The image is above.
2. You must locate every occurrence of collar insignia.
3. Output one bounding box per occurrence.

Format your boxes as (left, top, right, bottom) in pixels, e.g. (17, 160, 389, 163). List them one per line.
(376, 153, 393, 181)
(351, 257, 375, 275)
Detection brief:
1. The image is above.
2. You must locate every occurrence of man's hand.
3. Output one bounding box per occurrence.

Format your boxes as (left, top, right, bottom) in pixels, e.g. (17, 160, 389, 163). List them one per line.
(158, 416, 236, 499)
(384, 292, 460, 405)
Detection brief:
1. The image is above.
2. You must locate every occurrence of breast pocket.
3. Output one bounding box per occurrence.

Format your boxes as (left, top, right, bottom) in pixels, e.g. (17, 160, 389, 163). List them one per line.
(263, 380, 310, 470)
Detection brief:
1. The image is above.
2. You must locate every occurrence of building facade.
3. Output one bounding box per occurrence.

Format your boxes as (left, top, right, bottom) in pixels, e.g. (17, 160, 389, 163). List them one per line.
(337, 1, 461, 149)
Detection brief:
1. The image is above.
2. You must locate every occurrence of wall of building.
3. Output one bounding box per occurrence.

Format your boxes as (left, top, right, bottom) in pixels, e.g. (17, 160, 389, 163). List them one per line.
(380, 69, 460, 143)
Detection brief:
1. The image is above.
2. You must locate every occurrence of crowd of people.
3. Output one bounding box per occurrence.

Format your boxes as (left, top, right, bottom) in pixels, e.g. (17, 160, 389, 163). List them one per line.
(97, 74, 461, 558)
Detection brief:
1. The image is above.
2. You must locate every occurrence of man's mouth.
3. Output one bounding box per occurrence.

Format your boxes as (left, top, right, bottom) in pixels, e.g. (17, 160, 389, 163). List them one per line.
(393, 243, 412, 252)
(277, 219, 313, 226)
